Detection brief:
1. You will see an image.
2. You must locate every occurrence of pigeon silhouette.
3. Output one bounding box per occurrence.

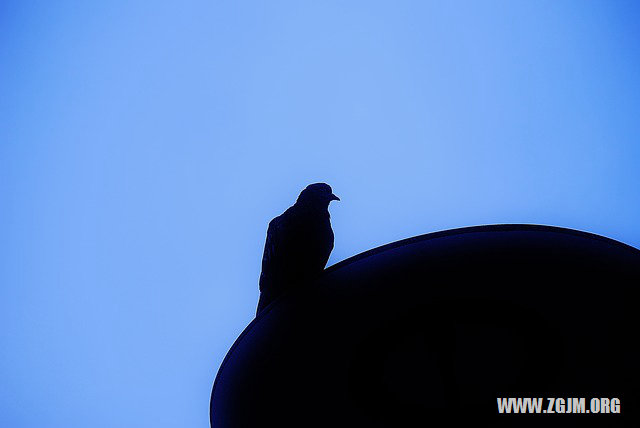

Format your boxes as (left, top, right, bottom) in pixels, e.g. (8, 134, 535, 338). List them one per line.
(257, 183, 340, 315)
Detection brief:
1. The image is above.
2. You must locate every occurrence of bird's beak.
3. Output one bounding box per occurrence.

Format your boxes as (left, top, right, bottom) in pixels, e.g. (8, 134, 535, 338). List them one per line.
(330, 193, 340, 201)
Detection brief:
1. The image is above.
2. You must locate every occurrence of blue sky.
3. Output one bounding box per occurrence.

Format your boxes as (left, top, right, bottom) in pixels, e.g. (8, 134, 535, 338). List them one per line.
(2, 1, 639, 427)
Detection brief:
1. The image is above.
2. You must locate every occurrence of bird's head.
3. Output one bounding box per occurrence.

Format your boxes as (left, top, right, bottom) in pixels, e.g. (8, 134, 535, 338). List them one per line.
(296, 183, 340, 208)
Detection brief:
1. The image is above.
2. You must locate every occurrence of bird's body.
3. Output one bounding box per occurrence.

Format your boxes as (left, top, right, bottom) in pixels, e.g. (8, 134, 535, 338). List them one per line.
(257, 183, 339, 314)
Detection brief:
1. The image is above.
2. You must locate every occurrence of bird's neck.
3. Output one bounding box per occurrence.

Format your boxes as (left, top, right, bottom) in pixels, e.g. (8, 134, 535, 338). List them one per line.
(295, 201, 330, 216)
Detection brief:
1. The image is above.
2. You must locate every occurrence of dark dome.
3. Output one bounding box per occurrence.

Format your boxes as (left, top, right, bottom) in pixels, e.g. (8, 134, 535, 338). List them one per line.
(210, 225, 639, 427)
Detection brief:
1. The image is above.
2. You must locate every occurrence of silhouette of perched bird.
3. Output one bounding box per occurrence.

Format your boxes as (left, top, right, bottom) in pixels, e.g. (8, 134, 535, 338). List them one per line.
(257, 183, 340, 315)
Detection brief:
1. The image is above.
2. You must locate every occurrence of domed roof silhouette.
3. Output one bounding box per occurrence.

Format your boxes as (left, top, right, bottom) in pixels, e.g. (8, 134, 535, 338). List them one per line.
(210, 225, 639, 427)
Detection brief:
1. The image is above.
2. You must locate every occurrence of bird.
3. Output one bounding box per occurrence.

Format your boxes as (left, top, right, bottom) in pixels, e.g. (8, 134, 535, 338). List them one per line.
(257, 183, 340, 315)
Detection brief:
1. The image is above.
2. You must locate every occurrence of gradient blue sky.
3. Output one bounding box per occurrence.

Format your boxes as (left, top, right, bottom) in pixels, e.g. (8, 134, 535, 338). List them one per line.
(2, 1, 639, 427)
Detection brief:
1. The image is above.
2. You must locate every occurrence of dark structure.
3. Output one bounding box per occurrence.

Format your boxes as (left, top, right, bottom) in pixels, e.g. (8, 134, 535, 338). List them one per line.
(212, 225, 639, 427)
(257, 183, 339, 314)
